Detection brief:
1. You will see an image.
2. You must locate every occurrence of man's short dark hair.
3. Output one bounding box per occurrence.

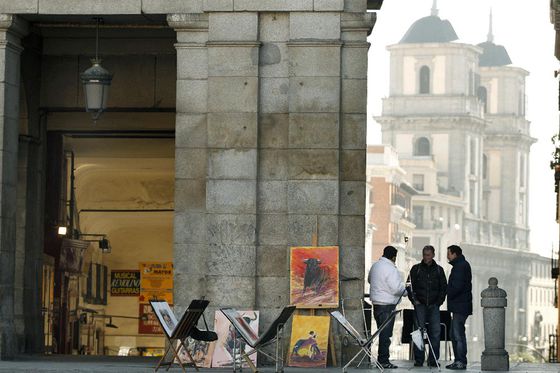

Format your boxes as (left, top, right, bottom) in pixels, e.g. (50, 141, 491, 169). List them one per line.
(447, 245, 462, 256)
(423, 245, 435, 254)
(383, 246, 398, 260)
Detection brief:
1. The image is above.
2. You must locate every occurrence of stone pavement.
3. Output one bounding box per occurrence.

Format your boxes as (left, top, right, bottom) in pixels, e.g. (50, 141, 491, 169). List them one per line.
(0, 356, 558, 373)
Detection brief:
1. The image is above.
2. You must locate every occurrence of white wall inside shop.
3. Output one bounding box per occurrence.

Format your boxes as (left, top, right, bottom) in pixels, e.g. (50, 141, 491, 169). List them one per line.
(70, 138, 174, 354)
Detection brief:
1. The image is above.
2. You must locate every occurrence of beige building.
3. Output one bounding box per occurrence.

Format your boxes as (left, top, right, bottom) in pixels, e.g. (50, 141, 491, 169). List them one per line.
(376, 3, 555, 361)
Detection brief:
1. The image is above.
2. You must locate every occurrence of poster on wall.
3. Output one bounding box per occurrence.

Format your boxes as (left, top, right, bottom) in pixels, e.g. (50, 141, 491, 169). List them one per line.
(288, 315, 330, 368)
(110, 270, 140, 296)
(139, 262, 173, 304)
(289, 246, 339, 308)
(138, 303, 164, 335)
(212, 310, 259, 368)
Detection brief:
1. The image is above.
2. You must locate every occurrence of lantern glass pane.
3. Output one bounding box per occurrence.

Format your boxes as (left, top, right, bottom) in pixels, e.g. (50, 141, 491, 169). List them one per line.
(84, 82, 104, 111)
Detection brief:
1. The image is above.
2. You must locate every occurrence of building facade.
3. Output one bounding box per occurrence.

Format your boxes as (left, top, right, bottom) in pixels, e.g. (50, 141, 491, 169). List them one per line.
(377, 3, 555, 361)
(0, 0, 383, 359)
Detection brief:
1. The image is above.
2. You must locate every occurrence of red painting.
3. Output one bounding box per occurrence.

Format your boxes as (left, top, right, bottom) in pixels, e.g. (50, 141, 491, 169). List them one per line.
(290, 246, 339, 308)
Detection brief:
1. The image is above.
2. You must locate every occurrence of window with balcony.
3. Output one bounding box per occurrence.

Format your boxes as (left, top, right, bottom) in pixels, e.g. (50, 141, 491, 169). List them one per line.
(413, 206, 424, 228)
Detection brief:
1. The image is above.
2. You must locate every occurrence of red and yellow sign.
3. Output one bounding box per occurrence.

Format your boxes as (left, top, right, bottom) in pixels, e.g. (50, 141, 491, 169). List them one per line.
(139, 262, 173, 304)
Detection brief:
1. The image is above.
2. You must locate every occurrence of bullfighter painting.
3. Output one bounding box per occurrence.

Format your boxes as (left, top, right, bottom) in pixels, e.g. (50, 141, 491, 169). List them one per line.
(288, 315, 330, 368)
(290, 246, 339, 308)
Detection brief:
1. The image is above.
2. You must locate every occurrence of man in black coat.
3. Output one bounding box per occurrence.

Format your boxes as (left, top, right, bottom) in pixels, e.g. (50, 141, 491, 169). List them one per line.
(445, 245, 472, 370)
(408, 245, 447, 368)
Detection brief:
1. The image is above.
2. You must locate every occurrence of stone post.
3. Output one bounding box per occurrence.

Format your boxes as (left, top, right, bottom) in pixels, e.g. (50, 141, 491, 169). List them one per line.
(167, 13, 210, 316)
(481, 277, 509, 371)
(0, 14, 27, 359)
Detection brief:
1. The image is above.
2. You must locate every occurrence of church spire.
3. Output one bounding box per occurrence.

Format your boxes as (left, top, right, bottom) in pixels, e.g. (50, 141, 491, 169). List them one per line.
(487, 9, 494, 43)
(431, 0, 438, 16)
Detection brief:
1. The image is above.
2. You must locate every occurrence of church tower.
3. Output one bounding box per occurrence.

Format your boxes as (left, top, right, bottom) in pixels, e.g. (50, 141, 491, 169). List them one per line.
(375, 3, 537, 358)
(477, 11, 535, 247)
(377, 1, 485, 258)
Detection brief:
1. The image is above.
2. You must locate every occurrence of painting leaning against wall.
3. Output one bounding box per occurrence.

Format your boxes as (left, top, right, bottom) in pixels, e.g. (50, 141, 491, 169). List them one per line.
(288, 315, 330, 368)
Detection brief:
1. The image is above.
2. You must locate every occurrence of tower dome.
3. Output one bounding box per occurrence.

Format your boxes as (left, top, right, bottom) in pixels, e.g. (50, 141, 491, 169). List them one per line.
(399, 0, 458, 44)
(477, 11, 512, 67)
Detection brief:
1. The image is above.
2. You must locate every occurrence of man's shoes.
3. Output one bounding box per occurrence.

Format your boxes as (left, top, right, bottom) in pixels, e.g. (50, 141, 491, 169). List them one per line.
(427, 361, 439, 368)
(414, 361, 423, 367)
(446, 362, 467, 370)
(380, 362, 398, 369)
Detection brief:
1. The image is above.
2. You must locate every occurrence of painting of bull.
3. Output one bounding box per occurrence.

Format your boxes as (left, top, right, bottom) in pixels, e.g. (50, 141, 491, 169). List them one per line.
(290, 246, 339, 308)
(302, 258, 329, 295)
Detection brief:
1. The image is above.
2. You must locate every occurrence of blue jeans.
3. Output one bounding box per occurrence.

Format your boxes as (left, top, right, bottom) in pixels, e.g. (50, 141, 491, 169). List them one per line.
(451, 313, 468, 364)
(413, 304, 441, 364)
(373, 304, 397, 364)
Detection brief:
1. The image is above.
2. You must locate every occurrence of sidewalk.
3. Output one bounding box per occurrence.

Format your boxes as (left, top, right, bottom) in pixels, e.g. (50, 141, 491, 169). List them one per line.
(0, 356, 558, 373)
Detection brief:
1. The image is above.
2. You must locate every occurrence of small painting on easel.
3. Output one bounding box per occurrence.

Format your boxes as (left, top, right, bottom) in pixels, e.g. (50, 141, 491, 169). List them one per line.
(288, 314, 330, 368)
(289, 246, 339, 308)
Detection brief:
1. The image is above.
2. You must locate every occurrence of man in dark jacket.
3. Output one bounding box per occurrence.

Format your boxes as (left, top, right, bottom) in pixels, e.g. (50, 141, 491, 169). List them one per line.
(408, 245, 447, 368)
(445, 245, 472, 370)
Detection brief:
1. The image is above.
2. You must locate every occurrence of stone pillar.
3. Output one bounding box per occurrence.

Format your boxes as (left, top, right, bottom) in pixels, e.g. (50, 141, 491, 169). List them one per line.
(167, 13, 210, 315)
(256, 12, 290, 327)
(21, 32, 46, 353)
(205, 12, 259, 309)
(286, 12, 342, 255)
(338, 11, 375, 323)
(338, 10, 376, 364)
(481, 277, 509, 371)
(0, 14, 27, 359)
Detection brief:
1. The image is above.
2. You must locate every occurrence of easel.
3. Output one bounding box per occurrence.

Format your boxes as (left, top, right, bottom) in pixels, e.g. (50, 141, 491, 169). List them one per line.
(291, 220, 337, 367)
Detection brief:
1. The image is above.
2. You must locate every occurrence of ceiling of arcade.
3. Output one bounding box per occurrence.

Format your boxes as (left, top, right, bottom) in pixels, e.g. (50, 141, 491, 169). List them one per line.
(63, 137, 174, 239)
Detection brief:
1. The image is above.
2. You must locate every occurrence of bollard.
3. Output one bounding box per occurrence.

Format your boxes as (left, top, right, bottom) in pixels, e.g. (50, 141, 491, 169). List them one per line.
(481, 277, 509, 371)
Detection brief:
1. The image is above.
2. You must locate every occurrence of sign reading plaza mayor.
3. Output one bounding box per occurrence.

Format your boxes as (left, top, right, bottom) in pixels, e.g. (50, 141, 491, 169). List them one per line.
(139, 262, 173, 304)
(110, 270, 140, 296)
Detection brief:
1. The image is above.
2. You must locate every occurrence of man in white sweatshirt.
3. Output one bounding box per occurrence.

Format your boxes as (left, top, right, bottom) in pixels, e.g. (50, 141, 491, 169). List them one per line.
(368, 246, 406, 369)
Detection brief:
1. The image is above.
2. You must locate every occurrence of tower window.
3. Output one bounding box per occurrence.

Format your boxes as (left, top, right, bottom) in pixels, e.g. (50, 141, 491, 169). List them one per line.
(419, 66, 430, 94)
(414, 137, 431, 156)
(477, 86, 488, 113)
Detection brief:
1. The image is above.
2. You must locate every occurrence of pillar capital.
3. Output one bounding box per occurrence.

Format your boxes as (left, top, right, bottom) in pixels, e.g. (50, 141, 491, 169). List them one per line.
(167, 13, 209, 32)
(0, 15, 29, 54)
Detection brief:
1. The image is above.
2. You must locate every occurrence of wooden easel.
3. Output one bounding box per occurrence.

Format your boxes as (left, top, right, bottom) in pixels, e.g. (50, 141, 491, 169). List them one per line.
(290, 219, 338, 367)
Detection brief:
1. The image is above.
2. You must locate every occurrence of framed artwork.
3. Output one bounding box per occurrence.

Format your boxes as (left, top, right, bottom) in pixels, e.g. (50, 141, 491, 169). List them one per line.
(149, 300, 178, 337)
(212, 310, 259, 368)
(290, 246, 339, 308)
(288, 315, 330, 368)
(175, 339, 215, 368)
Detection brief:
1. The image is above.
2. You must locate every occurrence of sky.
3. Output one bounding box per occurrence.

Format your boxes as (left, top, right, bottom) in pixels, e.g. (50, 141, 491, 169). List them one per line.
(366, 0, 559, 258)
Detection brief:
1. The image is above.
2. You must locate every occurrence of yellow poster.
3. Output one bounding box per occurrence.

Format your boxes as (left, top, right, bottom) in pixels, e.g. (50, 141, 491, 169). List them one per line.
(139, 262, 173, 304)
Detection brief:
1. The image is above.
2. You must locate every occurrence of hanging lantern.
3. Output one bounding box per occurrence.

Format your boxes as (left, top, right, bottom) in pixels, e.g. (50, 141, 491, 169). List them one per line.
(80, 18, 112, 122)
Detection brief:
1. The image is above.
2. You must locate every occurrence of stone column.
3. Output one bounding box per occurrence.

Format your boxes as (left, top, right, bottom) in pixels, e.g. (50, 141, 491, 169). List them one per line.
(338, 11, 376, 328)
(205, 12, 259, 309)
(256, 12, 290, 327)
(167, 13, 209, 314)
(481, 277, 509, 371)
(286, 12, 342, 261)
(0, 14, 28, 359)
(21, 33, 46, 353)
